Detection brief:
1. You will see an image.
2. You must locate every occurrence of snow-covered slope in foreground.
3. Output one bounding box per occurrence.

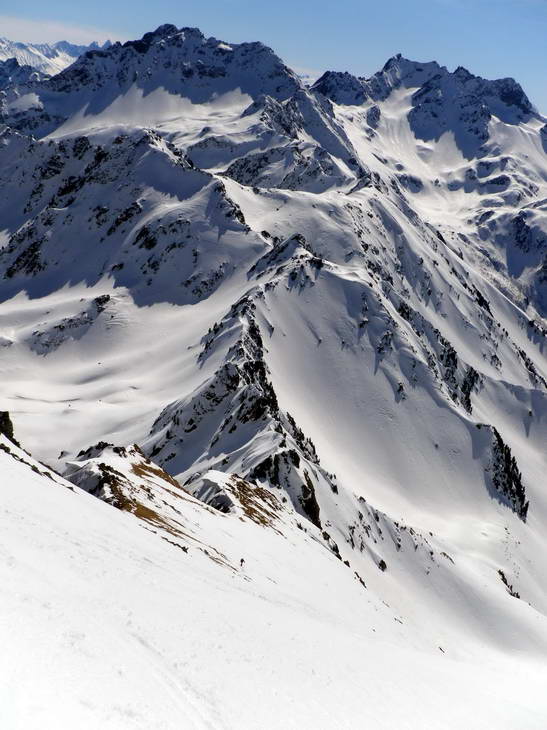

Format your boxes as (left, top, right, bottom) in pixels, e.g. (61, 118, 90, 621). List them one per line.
(2, 434, 547, 730)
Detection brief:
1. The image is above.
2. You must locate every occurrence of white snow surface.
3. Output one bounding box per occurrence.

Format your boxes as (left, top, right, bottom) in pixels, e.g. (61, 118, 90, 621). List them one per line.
(0, 37, 105, 76)
(0, 23, 547, 728)
(2, 437, 547, 729)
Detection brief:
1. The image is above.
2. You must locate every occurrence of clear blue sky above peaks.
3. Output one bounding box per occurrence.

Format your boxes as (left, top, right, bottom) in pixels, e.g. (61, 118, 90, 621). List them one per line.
(1, 0, 546, 111)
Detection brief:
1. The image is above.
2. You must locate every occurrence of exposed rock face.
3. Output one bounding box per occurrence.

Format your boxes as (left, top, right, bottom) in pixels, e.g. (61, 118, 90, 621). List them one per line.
(0, 411, 17, 445)
(0, 57, 49, 91)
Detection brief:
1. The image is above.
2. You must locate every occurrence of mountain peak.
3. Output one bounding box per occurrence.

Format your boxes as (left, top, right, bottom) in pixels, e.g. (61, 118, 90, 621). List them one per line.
(122, 23, 188, 52)
(1, 25, 302, 136)
(310, 52, 537, 157)
(0, 36, 103, 76)
(378, 56, 533, 117)
(312, 70, 368, 105)
(151, 23, 181, 38)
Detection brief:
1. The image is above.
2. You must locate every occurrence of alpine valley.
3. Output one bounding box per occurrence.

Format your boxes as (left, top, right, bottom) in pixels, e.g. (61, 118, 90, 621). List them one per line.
(1, 24, 546, 730)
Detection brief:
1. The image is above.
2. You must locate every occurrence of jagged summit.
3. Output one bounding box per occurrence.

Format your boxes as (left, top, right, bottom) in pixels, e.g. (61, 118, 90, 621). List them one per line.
(312, 54, 538, 157)
(0, 24, 302, 137)
(0, 36, 108, 76)
(311, 70, 368, 105)
(116, 24, 201, 54)
(314, 53, 533, 115)
(312, 55, 444, 104)
(50, 23, 300, 99)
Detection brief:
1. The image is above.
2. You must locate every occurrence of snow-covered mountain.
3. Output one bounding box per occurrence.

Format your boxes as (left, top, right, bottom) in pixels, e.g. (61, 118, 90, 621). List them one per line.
(0, 37, 110, 76)
(0, 56, 49, 91)
(1, 24, 546, 729)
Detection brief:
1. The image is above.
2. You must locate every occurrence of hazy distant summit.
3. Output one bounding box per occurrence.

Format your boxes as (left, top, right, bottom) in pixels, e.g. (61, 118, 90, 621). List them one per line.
(0, 36, 111, 76)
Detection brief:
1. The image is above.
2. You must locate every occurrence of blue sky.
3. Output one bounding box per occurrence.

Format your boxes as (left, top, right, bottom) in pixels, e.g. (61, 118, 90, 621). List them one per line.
(1, 0, 546, 111)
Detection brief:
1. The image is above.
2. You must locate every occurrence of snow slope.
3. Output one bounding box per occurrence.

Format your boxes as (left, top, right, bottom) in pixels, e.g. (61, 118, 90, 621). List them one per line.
(2, 432, 547, 730)
(1, 24, 546, 728)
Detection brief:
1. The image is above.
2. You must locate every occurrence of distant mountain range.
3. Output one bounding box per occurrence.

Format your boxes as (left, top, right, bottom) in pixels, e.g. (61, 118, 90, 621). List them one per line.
(0, 36, 111, 76)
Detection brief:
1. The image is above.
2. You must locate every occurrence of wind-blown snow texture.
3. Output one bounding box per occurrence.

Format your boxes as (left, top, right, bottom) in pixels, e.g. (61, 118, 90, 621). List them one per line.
(1, 24, 546, 729)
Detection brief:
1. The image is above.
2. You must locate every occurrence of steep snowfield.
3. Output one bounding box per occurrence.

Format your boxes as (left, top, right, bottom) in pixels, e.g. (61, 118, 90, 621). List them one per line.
(0, 23, 546, 727)
(2, 436, 547, 730)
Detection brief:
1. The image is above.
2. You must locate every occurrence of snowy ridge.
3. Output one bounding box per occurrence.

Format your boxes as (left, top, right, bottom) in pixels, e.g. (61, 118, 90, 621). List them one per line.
(1, 25, 300, 138)
(1, 24, 547, 728)
(0, 37, 109, 76)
